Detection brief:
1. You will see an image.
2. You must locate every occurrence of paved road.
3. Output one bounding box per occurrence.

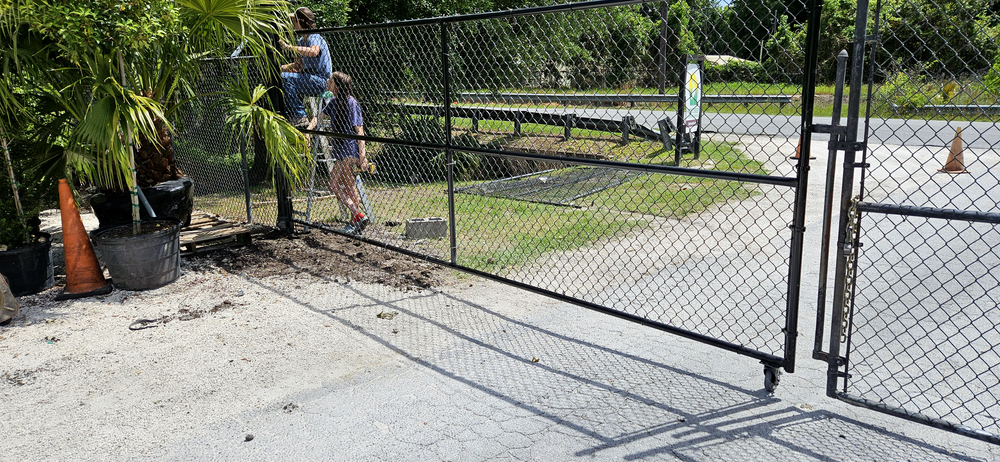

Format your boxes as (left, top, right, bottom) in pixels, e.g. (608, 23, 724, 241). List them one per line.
(456, 104, 1000, 149)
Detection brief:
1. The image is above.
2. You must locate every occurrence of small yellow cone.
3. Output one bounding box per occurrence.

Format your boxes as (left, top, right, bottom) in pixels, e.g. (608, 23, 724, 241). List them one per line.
(939, 127, 969, 174)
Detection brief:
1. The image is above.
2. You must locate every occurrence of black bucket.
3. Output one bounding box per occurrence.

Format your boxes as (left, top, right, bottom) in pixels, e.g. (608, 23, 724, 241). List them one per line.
(92, 220, 181, 291)
(0, 233, 55, 296)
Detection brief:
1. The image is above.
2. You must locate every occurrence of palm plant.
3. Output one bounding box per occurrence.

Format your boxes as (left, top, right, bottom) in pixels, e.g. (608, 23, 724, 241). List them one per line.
(0, 0, 310, 235)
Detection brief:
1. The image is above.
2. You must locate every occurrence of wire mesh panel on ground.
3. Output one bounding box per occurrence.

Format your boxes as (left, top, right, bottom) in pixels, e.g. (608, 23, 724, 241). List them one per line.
(827, 0, 1000, 444)
(455, 166, 647, 206)
(173, 57, 278, 226)
(293, 0, 814, 383)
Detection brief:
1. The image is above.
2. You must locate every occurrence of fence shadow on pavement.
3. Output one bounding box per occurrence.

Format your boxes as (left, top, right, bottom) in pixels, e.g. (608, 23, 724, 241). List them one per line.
(237, 243, 980, 460)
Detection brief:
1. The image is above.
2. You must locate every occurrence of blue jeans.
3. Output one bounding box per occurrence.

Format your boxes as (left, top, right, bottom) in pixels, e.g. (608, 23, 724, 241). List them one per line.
(281, 72, 327, 120)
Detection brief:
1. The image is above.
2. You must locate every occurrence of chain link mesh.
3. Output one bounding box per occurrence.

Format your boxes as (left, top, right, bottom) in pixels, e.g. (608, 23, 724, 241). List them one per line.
(295, 1, 807, 360)
(840, 0, 1000, 439)
(173, 57, 278, 226)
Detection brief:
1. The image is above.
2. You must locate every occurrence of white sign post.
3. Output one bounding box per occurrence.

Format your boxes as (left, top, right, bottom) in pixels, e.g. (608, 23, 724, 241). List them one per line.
(675, 56, 705, 165)
(684, 62, 702, 130)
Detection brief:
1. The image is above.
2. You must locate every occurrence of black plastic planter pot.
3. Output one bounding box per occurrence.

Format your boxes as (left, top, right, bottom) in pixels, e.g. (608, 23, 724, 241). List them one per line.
(90, 177, 194, 230)
(92, 220, 181, 291)
(0, 233, 55, 296)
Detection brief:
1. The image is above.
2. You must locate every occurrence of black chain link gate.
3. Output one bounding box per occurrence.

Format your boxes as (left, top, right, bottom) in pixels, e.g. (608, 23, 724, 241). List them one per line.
(820, 0, 1000, 445)
(291, 0, 816, 391)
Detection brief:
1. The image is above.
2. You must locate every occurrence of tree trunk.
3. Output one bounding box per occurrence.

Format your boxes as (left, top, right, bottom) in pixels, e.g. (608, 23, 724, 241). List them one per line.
(135, 117, 183, 188)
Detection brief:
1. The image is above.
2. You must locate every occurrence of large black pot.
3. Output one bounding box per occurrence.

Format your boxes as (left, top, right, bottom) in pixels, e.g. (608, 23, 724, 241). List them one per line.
(92, 220, 181, 291)
(0, 233, 55, 296)
(90, 177, 194, 230)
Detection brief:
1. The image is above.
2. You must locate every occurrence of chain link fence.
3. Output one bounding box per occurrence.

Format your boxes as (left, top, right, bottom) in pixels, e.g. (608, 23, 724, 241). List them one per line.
(294, 0, 814, 381)
(173, 57, 278, 227)
(828, 0, 1000, 444)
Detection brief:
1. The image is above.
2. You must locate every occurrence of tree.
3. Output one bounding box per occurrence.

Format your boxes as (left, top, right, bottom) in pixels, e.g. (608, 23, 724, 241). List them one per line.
(0, 0, 311, 228)
(878, 0, 1000, 76)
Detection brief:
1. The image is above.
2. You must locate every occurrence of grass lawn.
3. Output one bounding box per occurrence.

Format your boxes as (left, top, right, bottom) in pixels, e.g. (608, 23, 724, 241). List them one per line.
(186, 113, 768, 273)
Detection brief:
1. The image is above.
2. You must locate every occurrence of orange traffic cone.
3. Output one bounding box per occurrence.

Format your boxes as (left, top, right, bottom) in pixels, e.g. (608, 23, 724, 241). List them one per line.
(54, 179, 111, 300)
(789, 136, 815, 160)
(939, 127, 970, 174)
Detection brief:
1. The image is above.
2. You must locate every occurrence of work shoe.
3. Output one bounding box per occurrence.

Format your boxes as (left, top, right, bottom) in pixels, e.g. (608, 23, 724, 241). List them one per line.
(351, 215, 368, 234)
(351, 214, 369, 234)
(338, 223, 357, 235)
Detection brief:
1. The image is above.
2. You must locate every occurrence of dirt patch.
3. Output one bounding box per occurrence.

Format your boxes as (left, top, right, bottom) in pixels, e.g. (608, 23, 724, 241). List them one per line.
(200, 230, 447, 291)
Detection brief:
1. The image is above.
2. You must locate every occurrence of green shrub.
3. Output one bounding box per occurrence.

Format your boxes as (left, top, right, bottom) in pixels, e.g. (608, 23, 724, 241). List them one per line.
(984, 56, 1000, 95)
(705, 60, 766, 83)
(875, 71, 930, 112)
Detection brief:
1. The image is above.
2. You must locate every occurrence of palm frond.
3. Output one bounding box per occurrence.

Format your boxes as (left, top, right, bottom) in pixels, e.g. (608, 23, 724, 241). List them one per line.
(222, 71, 311, 190)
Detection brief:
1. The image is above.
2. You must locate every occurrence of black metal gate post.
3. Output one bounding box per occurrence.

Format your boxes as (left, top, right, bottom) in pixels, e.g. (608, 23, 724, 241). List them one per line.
(825, 0, 870, 398)
(442, 21, 458, 265)
(813, 49, 849, 361)
(782, 0, 825, 378)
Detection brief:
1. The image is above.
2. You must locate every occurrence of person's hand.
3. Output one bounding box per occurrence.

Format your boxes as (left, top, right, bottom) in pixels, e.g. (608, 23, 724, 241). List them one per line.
(280, 40, 293, 53)
(358, 157, 369, 172)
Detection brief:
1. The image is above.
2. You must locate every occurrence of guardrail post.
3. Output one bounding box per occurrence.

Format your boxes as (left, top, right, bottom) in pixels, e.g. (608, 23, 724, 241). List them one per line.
(620, 115, 631, 144)
(514, 111, 522, 136)
(564, 113, 575, 140)
(658, 119, 672, 150)
(472, 109, 479, 133)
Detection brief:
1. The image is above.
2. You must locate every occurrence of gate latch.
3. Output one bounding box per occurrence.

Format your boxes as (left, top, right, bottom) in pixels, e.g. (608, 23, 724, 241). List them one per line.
(828, 140, 866, 152)
(812, 124, 847, 136)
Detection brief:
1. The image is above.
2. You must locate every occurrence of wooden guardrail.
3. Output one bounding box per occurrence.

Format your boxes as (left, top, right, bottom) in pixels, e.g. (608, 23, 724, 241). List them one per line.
(396, 103, 674, 147)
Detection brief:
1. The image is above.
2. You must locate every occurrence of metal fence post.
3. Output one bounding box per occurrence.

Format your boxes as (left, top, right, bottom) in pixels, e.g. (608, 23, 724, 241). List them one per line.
(782, 0, 826, 375)
(443, 21, 458, 265)
(240, 142, 253, 224)
(814, 49, 849, 360)
(828, 0, 871, 398)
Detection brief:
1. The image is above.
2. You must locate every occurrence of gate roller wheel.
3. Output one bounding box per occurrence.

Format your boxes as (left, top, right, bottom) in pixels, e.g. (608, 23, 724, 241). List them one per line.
(764, 365, 782, 393)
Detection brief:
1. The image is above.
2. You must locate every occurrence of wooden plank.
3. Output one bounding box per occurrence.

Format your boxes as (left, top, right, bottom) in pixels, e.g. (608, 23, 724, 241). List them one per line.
(180, 226, 243, 245)
(177, 212, 253, 255)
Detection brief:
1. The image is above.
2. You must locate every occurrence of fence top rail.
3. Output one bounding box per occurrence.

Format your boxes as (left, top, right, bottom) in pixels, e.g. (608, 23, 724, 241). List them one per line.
(385, 91, 792, 105)
(455, 92, 793, 105)
(305, 0, 657, 33)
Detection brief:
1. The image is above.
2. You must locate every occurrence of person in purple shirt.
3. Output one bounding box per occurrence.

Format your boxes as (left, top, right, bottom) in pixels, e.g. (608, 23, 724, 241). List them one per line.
(280, 7, 332, 127)
(320, 72, 370, 234)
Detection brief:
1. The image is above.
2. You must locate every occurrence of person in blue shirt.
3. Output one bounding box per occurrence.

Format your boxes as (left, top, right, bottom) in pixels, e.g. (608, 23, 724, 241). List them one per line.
(320, 72, 370, 234)
(280, 7, 332, 127)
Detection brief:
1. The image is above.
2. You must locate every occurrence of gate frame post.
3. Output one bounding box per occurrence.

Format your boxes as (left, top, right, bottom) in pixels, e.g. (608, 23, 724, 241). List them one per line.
(813, 49, 850, 361)
(781, 0, 826, 375)
(827, 0, 872, 398)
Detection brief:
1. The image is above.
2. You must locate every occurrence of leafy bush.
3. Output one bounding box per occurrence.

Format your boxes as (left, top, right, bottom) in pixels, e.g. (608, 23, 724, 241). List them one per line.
(705, 60, 766, 83)
(0, 139, 59, 248)
(875, 71, 930, 112)
(984, 55, 1000, 95)
(764, 15, 805, 84)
